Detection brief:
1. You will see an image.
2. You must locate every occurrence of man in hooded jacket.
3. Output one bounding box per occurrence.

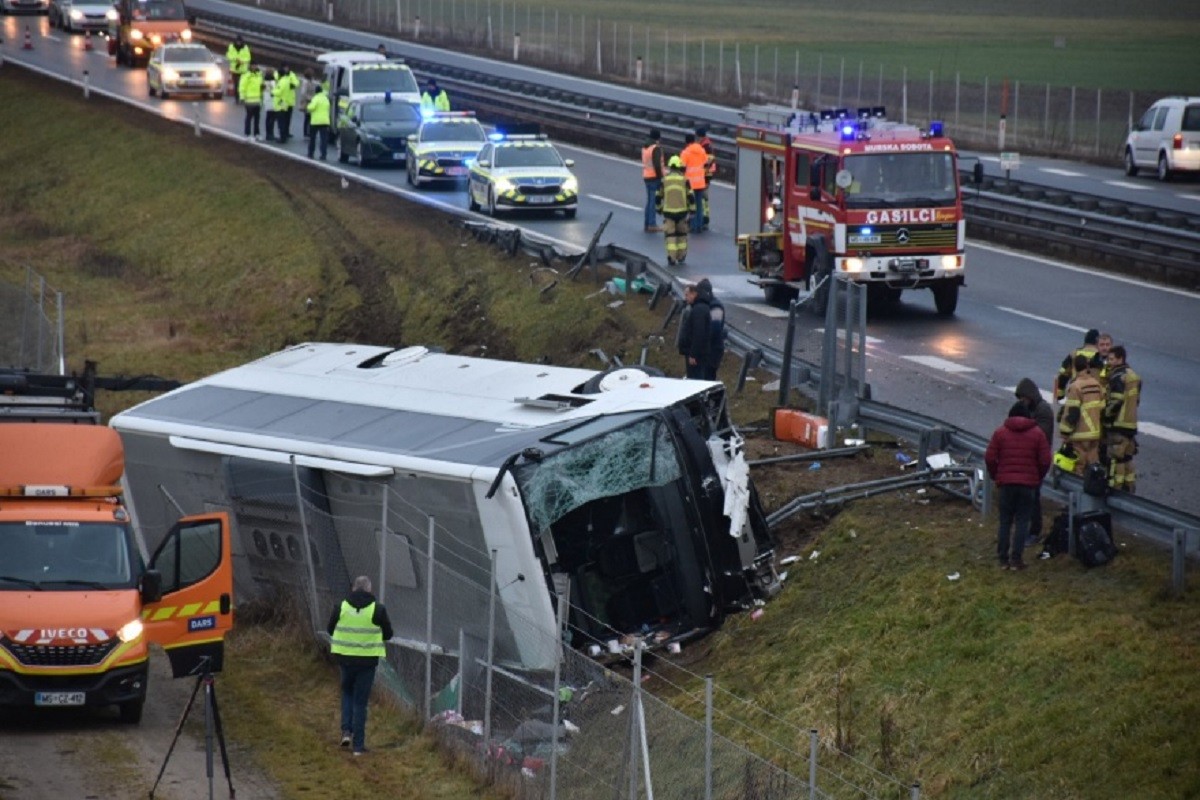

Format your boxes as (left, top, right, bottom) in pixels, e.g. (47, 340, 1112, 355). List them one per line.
(1015, 377, 1054, 543)
(985, 402, 1051, 570)
(677, 282, 712, 380)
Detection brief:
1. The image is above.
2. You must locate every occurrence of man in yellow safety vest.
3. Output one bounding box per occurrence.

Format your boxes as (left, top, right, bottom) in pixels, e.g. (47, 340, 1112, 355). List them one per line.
(326, 575, 394, 756)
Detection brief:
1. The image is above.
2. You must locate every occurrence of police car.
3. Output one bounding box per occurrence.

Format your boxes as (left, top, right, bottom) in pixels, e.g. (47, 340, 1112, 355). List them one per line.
(405, 112, 487, 187)
(466, 133, 578, 218)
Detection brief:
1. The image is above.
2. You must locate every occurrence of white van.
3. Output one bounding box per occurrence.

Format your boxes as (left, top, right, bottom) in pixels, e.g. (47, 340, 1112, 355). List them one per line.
(317, 51, 421, 116)
(1123, 97, 1200, 181)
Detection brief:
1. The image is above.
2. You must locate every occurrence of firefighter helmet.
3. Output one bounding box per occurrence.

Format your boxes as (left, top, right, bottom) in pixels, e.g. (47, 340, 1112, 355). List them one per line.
(667, 155, 684, 170)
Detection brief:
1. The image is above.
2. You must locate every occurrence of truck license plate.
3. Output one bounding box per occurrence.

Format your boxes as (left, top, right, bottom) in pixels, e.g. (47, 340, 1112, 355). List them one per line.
(35, 691, 86, 706)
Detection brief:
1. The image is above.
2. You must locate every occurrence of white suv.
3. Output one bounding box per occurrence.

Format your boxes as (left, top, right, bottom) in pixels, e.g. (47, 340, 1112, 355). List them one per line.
(1124, 97, 1200, 181)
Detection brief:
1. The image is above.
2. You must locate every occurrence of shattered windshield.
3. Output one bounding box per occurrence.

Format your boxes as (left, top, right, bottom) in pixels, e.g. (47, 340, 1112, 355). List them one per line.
(842, 152, 958, 208)
(514, 415, 683, 532)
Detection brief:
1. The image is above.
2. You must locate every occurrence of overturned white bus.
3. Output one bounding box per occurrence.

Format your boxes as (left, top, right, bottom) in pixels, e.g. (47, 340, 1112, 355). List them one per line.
(110, 343, 780, 669)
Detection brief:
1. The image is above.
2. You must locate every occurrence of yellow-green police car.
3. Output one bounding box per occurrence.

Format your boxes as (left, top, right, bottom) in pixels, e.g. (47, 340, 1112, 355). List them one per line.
(405, 112, 487, 187)
(466, 134, 578, 218)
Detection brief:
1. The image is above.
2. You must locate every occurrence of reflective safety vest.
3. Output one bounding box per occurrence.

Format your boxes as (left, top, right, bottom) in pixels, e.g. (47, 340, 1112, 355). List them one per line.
(307, 91, 331, 126)
(1060, 373, 1105, 442)
(226, 43, 250, 76)
(657, 172, 693, 217)
(238, 71, 264, 104)
(1054, 344, 1098, 401)
(275, 71, 298, 111)
(680, 143, 708, 190)
(421, 90, 451, 112)
(642, 143, 662, 180)
(1105, 364, 1140, 433)
(330, 601, 385, 658)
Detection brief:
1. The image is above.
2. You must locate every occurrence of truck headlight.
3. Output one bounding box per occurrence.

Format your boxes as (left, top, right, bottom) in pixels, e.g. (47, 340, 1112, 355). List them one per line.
(842, 257, 865, 273)
(941, 255, 963, 270)
(130, 28, 143, 40)
(117, 618, 144, 643)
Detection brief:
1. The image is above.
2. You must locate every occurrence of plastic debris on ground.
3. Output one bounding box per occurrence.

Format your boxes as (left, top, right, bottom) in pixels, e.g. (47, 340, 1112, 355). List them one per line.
(809, 550, 820, 560)
(750, 608, 764, 620)
(895, 451, 914, 465)
(808, 461, 822, 470)
(926, 452, 954, 469)
(947, 572, 961, 581)
(779, 555, 800, 566)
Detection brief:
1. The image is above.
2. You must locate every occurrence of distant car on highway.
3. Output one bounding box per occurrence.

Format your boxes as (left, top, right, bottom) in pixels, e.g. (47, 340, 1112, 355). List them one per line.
(1124, 97, 1200, 181)
(48, 0, 114, 32)
(335, 97, 422, 167)
(1, 0, 48, 14)
(406, 111, 487, 187)
(146, 44, 224, 100)
(466, 133, 579, 218)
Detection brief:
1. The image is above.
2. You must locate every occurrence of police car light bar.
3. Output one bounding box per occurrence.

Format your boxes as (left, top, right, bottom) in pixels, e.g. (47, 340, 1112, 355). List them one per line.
(431, 111, 476, 118)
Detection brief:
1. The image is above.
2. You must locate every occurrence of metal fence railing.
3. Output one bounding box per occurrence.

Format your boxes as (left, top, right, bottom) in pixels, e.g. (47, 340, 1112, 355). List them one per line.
(0, 265, 65, 374)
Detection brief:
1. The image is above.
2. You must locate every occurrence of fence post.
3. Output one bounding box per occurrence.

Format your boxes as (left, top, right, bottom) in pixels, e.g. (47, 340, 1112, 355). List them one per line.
(627, 642, 642, 799)
(635, 56, 643, 84)
(705, 675, 714, 800)
(983, 76, 989, 144)
(838, 56, 844, 106)
(513, 31, 519, 60)
(290, 457, 322, 631)
(955, 72, 960, 132)
(1172, 529, 1188, 596)
(548, 585, 570, 800)
(815, 54, 822, 106)
(808, 728, 819, 799)
(911, 782, 922, 799)
(1095, 88, 1102, 157)
(424, 514, 436, 722)
(1069, 86, 1076, 147)
(378, 486, 388, 605)
(734, 44, 742, 97)
(415, 13, 421, 39)
(483, 550, 497, 755)
(55, 291, 65, 375)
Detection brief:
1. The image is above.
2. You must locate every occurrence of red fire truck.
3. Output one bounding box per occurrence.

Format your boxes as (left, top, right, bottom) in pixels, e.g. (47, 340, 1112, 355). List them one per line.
(735, 105, 971, 315)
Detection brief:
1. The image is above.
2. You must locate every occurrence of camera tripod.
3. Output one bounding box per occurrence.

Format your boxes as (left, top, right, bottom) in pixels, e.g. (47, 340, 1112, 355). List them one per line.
(149, 655, 235, 799)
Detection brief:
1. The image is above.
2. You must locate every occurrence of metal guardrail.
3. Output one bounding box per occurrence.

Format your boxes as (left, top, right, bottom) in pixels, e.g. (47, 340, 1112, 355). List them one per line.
(187, 13, 1200, 553)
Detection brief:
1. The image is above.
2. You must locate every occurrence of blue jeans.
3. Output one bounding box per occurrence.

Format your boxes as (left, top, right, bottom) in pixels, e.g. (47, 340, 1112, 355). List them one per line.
(997, 485, 1036, 565)
(690, 187, 707, 232)
(339, 660, 377, 751)
(644, 178, 661, 228)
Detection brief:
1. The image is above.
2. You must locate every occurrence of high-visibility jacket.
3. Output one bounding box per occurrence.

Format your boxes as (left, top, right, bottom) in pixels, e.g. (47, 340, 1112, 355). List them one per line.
(642, 143, 663, 180)
(656, 172, 695, 219)
(680, 143, 708, 190)
(698, 134, 717, 178)
(330, 601, 385, 658)
(226, 43, 250, 76)
(238, 71, 264, 104)
(1104, 364, 1140, 434)
(307, 91, 331, 126)
(1054, 344, 1098, 401)
(1059, 372, 1105, 442)
(274, 70, 298, 111)
(420, 89, 451, 112)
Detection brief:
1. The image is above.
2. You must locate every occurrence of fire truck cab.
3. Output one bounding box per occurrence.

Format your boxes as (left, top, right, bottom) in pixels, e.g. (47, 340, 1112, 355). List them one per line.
(736, 105, 966, 315)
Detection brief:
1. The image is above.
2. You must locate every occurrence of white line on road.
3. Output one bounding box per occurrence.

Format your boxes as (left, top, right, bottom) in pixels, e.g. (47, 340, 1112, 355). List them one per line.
(1139, 422, 1200, 445)
(1177, 194, 1200, 203)
(739, 304, 792, 318)
(1103, 180, 1151, 190)
(586, 194, 641, 211)
(995, 306, 1087, 333)
(902, 355, 977, 373)
(1040, 168, 1085, 177)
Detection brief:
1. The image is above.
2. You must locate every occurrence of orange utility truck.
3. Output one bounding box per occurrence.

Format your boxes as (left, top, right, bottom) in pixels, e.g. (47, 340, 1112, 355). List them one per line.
(0, 422, 232, 723)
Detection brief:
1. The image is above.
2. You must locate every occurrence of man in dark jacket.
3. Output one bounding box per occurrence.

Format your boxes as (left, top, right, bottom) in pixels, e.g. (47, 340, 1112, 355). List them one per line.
(677, 282, 711, 379)
(985, 402, 1052, 570)
(1015, 377, 1054, 543)
(327, 575, 394, 755)
(699, 278, 726, 380)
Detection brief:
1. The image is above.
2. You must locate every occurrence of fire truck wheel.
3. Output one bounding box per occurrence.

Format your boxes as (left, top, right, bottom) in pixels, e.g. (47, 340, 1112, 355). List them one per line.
(932, 284, 959, 316)
(118, 699, 145, 724)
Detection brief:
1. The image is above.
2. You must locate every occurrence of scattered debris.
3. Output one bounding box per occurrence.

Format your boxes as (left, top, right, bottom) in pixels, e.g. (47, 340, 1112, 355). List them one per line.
(947, 572, 961, 581)
(779, 555, 800, 566)
(809, 550, 820, 561)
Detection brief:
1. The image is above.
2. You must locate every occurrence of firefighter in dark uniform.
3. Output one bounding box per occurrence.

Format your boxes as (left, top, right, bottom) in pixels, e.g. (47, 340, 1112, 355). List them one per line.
(1103, 345, 1140, 493)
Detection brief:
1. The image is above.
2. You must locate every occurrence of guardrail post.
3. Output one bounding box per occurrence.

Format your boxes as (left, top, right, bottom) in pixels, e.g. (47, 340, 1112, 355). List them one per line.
(911, 782, 922, 800)
(736, 348, 762, 393)
(1172, 529, 1188, 596)
(635, 56, 642, 85)
(777, 300, 798, 407)
(326, 1, 334, 22)
(513, 31, 520, 61)
(415, 14, 421, 39)
(82, 70, 90, 100)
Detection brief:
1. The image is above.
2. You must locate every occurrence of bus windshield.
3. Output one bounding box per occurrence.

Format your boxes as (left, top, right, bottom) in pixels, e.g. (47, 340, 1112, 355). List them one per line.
(0, 522, 138, 590)
(842, 152, 958, 208)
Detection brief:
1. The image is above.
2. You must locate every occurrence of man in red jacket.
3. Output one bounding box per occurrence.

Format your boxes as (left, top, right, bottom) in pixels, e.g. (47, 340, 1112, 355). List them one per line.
(985, 402, 1052, 570)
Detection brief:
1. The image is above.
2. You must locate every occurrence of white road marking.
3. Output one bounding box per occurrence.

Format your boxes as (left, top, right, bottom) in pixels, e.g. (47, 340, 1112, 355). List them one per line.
(1139, 422, 1200, 445)
(970, 241, 1200, 299)
(819, 328, 884, 345)
(901, 355, 977, 373)
(1103, 180, 1151, 190)
(586, 194, 641, 211)
(1040, 168, 1085, 177)
(739, 304, 792, 318)
(995, 306, 1087, 333)
(979, 156, 1001, 162)
(1177, 194, 1200, 203)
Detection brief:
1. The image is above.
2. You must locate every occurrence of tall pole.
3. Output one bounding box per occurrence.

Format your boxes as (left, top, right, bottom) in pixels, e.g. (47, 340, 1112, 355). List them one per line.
(483, 549, 497, 751)
(423, 515, 436, 722)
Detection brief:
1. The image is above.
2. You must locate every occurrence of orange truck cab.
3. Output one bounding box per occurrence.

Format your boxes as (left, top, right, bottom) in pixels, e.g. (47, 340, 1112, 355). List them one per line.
(0, 424, 232, 723)
(107, 0, 192, 67)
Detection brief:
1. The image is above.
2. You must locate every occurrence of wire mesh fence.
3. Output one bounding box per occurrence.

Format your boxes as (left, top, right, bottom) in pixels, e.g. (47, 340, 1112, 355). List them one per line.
(227, 461, 923, 799)
(0, 264, 64, 374)
(250, 0, 1166, 161)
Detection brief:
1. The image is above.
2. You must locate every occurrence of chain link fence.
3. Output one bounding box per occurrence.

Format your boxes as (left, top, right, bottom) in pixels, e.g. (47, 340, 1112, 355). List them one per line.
(220, 459, 920, 799)
(249, 0, 1166, 161)
(0, 264, 65, 374)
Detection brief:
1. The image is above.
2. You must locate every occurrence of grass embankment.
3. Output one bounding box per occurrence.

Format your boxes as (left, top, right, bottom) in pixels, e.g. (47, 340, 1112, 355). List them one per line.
(3, 68, 1200, 799)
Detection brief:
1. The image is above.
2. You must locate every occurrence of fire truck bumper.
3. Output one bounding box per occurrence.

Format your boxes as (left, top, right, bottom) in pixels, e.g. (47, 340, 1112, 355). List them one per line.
(836, 253, 964, 286)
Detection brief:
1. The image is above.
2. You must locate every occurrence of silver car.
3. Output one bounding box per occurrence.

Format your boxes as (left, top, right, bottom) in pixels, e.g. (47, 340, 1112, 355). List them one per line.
(49, 0, 115, 33)
(147, 43, 224, 100)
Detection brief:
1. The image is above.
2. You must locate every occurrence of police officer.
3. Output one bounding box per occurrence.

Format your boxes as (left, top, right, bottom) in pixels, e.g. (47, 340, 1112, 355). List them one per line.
(326, 575, 393, 756)
(275, 64, 300, 144)
(225, 35, 250, 104)
(1058, 354, 1105, 476)
(641, 128, 664, 233)
(656, 155, 695, 266)
(307, 83, 332, 160)
(238, 64, 264, 140)
(420, 79, 450, 112)
(1053, 328, 1100, 403)
(1103, 345, 1140, 493)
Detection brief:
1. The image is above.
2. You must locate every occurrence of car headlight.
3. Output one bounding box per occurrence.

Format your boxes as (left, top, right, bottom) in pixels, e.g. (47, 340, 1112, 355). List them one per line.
(69, 8, 83, 19)
(149, 33, 162, 45)
(494, 178, 514, 194)
(105, 7, 117, 19)
(562, 176, 579, 193)
(204, 67, 222, 83)
(130, 28, 143, 40)
(117, 618, 144, 643)
(162, 68, 179, 81)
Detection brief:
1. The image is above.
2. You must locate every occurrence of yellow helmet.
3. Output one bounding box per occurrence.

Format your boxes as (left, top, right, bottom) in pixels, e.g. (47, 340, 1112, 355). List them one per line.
(667, 155, 684, 169)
